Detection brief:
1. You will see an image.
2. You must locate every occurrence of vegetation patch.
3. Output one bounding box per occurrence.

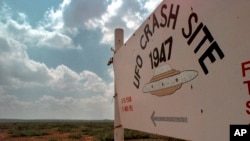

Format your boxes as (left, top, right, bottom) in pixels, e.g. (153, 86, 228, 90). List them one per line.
(57, 122, 80, 133)
(68, 133, 82, 139)
(0, 120, 185, 141)
(9, 129, 48, 137)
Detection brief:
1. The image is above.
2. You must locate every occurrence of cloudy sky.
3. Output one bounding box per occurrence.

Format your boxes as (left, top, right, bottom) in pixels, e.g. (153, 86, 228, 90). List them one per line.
(0, 0, 161, 119)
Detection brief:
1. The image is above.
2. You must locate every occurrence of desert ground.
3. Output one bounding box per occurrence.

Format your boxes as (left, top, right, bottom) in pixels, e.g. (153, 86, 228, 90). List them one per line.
(0, 120, 183, 141)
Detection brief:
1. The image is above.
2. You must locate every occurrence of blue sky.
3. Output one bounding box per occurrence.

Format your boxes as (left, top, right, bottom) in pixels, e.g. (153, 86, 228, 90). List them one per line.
(0, 0, 161, 119)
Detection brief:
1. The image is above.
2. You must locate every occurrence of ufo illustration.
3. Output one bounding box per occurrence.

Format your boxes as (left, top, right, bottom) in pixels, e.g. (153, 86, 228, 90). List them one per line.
(143, 64, 198, 96)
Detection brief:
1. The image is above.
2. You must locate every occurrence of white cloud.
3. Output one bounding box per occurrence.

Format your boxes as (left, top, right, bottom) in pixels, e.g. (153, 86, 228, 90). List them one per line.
(108, 68, 114, 79)
(62, 0, 108, 28)
(0, 37, 51, 86)
(83, 0, 162, 45)
(41, 0, 69, 32)
(48, 65, 81, 92)
(80, 71, 107, 92)
(0, 0, 163, 120)
(86, 0, 143, 44)
(0, 93, 113, 119)
(36, 32, 75, 49)
(0, 35, 114, 119)
(0, 3, 80, 50)
(29, 0, 162, 46)
(106, 0, 123, 18)
(144, 0, 162, 12)
(122, 11, 143, 29)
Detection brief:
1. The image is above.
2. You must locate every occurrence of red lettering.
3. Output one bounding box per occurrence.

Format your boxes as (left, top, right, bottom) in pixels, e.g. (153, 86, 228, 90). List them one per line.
(125, 106, 129, 112)
(242, 60, 250, 77)
(242, 60, 250, 116)
(129, 105, 133, 111)
(126, 96, 132, 103)
(244, 80, 250, 95)
(121, 96, 134, 112)
(246, 101, 250, 115)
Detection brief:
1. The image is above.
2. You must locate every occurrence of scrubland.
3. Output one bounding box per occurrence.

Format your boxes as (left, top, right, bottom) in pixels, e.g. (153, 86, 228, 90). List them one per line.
(0, 120, 184, 141)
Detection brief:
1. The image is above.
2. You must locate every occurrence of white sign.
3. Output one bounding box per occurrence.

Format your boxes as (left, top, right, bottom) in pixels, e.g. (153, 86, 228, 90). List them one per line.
(113, 0, 250, 141)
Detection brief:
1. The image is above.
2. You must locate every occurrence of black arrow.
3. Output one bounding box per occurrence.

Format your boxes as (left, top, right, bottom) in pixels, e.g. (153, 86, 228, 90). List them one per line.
(151, 110, 188, 126)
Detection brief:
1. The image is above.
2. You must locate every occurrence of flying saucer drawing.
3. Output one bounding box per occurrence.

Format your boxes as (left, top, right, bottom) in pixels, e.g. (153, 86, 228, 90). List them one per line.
(143, 64, 198, 96)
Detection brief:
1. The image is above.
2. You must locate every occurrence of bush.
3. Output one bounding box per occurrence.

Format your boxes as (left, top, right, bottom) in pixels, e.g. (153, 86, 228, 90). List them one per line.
(95, 131, 114, 141)
(124, 129, 150, 140)
(9, 129, 48, 137)
(68, 133, 82, 139)
(57, 123, 80, 133)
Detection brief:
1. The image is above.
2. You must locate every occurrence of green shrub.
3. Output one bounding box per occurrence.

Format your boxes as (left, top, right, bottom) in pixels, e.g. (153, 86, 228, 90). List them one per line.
(68, 133, 82, 139)
(124, 129, 150, 140)
(95, 131, 114, 141)
(2, 121, 184, 141)
(9, 129, 48, 137)
(57, 123, 80, 133)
